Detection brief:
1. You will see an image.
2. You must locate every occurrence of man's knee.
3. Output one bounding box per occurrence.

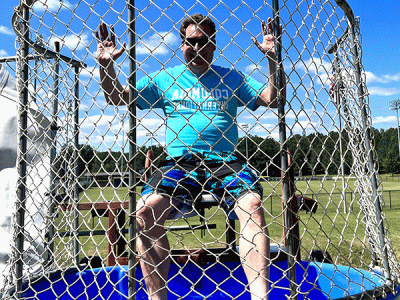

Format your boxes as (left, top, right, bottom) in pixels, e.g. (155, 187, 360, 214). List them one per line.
(238, 193, 263, 211)
(136, 194, 170, 230)
(236, 193, 265, 224)
(136, 204, 156, 231)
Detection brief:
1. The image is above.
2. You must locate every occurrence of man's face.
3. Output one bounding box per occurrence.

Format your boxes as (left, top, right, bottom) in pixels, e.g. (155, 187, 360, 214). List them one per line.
(181, 24, 215, 74)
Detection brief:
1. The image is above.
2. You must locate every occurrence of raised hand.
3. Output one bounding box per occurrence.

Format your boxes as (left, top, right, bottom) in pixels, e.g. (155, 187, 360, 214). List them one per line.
(251, 17, 282, 60)
(95, 23, 126, 68)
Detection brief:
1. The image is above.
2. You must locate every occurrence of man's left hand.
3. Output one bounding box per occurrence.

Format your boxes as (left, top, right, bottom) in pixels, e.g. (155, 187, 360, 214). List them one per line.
(252, 17, 282, 60)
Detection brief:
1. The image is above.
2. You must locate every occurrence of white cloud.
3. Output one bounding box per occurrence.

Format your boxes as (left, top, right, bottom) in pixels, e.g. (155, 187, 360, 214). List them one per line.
(251, 124, 279, 139)
(50, 32, 90, 51)
(294, 56, 331, 81)
(292, 57, 333, 90)
(243, 109, 313, 123)
(366, 71, 400, 84)
(80, 114, 116, 131)
(372, 115, 397, 124)
(136, 32, 179, 56)
(33, 0, 75, 12)
(0, 25, 13, 36)
(253, 123, 277, 132)
(368, 86, 400, 97)
(80, 65, 100, 79)
(77, 116, 166, 150)
(139, 117, 164, 130)
(244, 64, 263, 74)
(365, 71, 379, 84)
(111, 121, 129, 133)
(241, 110, 278, 121)
(79, 113, 164, 139)
(292, 120, 319, 133)
(0, 49, 8, 57)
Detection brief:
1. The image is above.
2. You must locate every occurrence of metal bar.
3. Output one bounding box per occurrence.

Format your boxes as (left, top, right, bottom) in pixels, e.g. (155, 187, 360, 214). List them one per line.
(392, 101, 400, 156)
(226, 219, 237, 250)
(332, 56, 348, 214)
(0, 54, 86, 67)
(328, 27, 349, 55)
(397, 107, 400, 155)
(0, 55, 45, 63)
(169, 224, 217, 231)
(127, 0, 137, 298)
(117, 209, 127, 256)
(73, 65, 80, 266)
(55, 230, 109, 238)
(47, 43, 61, 264)
(107, 208, 117, 266)
(348, 22, 391, 282)
(271, 0, 298, 298)
(334, 0, 355, 26)
(15, 3, 30, 297)
(56, 225, 218, 238)
(33, 57, 37, 103)
(30, 43, 87, 68)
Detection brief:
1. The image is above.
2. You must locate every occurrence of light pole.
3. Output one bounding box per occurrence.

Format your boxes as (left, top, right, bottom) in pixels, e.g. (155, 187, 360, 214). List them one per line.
(120, 113, 125, 172)
(119, 113, 127, 186)
(146, 132, 158, 151)
(390, 99, 400, 157)
(242, 124, 249, 159)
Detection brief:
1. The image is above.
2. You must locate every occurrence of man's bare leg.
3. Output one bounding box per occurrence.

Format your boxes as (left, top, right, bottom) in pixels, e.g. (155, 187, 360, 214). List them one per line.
(235, 193, 270, 300)
(136, 194, 173, 300)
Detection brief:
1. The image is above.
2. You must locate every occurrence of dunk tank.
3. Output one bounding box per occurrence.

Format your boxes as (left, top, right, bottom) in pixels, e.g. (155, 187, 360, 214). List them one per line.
(2, 0, 400, 299)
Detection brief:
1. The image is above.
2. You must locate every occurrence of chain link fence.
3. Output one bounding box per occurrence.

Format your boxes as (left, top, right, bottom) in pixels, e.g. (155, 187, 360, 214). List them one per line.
(1, 0, 400, 299)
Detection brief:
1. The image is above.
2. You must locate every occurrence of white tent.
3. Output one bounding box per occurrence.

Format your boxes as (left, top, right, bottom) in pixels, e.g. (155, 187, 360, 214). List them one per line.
(0, 63, 51, 286)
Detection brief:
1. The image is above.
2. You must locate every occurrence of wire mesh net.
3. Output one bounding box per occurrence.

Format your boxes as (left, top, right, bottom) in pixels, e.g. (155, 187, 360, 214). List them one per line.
(1, 0, 399, 299)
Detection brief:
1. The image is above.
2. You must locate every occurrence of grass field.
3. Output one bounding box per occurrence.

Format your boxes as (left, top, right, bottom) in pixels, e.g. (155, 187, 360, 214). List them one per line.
(54, 176, 400, 269)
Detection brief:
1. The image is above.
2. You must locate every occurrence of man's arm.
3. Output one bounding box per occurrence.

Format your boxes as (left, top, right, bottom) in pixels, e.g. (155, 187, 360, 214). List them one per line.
(251, 18, 286, 108)
(96, 23, 129, 106)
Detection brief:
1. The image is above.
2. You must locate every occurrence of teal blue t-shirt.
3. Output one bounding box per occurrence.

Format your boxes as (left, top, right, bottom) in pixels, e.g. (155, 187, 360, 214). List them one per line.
(136, 64, 264, 158)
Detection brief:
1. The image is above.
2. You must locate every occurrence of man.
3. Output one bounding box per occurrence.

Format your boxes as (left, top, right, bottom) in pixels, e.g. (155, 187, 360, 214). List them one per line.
(96, 13, 285, 300)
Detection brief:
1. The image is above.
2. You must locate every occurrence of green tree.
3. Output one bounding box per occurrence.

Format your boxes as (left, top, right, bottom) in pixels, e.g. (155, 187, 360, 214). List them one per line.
(54, 144, 95, 178)
(237, 135, 280, 176)
(373, 127, 400, 174)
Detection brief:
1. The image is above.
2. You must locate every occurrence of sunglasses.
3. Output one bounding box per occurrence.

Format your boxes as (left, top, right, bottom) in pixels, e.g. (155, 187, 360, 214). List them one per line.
(184, 37, 215, 48)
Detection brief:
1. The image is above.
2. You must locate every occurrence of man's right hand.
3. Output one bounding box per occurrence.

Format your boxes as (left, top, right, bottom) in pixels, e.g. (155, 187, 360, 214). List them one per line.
(95, 23, 126, 68)
(95, 23, 128, 106)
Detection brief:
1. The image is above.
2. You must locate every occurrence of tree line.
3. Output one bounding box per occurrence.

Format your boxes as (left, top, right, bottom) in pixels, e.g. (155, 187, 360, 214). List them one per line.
(55, 127, 400, 179)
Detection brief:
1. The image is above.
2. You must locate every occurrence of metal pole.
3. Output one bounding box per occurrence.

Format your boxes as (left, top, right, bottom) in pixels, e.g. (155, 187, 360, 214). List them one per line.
(271, 0, 298, 298)
(121, 113, 125, 173)
(397, 108, 400, 156)
(390, 100, 400, 157)
(33, 57, 37, 103)
(73, 65, 80, 266)
(397, 108, 400, 155)
(348, 22, 391, 282)
(337, 108, 348, 214)
(128, 0, 137, 298)
(15, 3, 30, 297)
(146, 132, 156, 152)
(47, 42, 61, 264)
(333, 56, 348, 214)
(246, 136, 248, 159)
(242, 123, 249, 158)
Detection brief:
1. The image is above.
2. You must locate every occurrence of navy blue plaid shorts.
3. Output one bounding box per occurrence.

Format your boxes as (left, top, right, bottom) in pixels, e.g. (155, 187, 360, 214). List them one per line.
(141, 153, 263, 220)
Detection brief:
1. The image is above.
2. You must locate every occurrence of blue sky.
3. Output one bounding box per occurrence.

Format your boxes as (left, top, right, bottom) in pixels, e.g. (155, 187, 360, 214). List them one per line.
(1, 0, 399, 150)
